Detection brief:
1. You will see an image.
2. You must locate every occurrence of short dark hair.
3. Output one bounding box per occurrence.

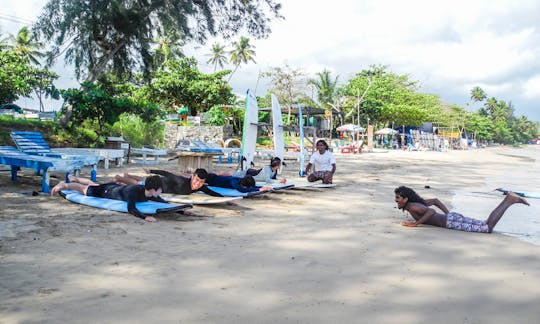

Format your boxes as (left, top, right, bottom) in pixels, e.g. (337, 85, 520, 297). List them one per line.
(394, 186, 426, 208)
(193, 168, 208, 179)
(240, 175, 256, 188)
(270, 157, 282, 168)
(145, 175, 163, 190)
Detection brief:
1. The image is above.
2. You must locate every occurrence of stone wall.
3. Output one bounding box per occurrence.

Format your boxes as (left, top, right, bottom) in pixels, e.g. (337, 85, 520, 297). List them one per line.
(163, 123, 235, 149)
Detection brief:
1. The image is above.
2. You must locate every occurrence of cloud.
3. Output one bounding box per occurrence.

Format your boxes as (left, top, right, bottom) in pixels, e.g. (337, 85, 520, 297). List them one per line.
(3, 0, 540, 121)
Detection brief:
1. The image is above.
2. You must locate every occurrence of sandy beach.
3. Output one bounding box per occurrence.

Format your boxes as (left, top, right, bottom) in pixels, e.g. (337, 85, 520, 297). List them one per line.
(1, 147, 539, 323)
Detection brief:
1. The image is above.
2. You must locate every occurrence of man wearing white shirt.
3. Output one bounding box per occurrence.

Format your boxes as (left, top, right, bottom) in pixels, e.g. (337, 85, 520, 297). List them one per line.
(304, 139, 336, 184)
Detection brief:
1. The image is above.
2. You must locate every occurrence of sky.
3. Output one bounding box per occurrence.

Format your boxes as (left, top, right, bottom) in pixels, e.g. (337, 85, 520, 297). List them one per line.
(1, 0, 539, 121)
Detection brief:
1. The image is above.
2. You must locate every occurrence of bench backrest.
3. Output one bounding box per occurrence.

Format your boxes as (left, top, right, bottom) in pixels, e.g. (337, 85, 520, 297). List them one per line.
(10, 131, 52, 154)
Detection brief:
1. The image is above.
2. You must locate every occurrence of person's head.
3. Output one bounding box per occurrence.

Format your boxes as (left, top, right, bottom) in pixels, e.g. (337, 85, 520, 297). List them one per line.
(144, 175, 163, 197)
(316, 139, 329, 153)
(394, 186, 426, 210)
(191, 168, 208, 190)
(270, 157, 282, 171)
(240, 175, 256, 188)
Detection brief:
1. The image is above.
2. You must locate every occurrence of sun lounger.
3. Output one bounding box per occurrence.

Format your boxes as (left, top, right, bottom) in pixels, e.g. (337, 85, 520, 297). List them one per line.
(0, 146, 84, 193)
(10, 131, 102, 179)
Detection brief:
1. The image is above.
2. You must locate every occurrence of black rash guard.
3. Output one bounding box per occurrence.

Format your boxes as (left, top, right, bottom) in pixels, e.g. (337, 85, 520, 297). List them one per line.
(87, 183, 167, 219)
(148, 169, 222, 196)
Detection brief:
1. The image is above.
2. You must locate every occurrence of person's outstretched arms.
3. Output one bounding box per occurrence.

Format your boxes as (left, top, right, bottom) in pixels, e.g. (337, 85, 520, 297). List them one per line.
(199, 185, 224, 197)
(424, 198, 449, 214)
(401, 203, 436, 227)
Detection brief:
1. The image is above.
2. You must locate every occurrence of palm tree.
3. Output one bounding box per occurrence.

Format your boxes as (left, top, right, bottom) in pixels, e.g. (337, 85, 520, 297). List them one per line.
(229, 36, 256, 81)
(206, 43, 228, 72)
(308, 69, 339, 108)
(9, 27, 44, 65)
(470, 86, 487, 103)
(153, 33, 185, 69)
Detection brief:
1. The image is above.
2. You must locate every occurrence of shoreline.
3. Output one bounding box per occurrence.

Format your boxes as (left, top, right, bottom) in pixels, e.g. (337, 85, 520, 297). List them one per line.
(1, 146, 539, 323)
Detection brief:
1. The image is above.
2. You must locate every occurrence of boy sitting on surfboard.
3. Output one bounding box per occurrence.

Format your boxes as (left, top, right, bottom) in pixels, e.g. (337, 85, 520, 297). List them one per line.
(51, 175, 166, 222)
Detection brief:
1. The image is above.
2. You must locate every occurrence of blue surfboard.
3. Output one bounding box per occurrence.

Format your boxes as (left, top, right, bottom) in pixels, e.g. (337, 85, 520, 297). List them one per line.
(496, 188, 540, 199)
(206, 186, 270, 197)
(60, 190, 192, 214)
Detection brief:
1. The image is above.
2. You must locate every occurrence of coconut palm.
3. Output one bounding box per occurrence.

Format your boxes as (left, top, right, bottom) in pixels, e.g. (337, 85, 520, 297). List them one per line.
(470, 86, 487, 103)
(229, 36, 256, 81)
(153, 32, 185, 69)
(309, 69, 339, 108)
(9, 27, 44, 65)
(206, 43, 228, 72)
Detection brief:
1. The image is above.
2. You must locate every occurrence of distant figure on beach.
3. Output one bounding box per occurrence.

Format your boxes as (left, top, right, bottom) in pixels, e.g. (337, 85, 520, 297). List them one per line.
(394, 186, 530, 233)
(304, 139, 336, 184)
(51, 175, 166, 222)
(230, 157, 287, 184)
(114, 168, 223, 197)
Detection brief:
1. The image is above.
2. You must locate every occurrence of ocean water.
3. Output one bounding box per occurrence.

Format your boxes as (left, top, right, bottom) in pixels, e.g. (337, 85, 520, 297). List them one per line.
(451, 145, 540, 245)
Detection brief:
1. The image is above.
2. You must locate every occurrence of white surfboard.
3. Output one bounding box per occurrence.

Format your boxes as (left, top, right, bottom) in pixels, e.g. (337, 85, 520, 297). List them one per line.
(161, 193, 243, 205)
(241, 90, 259, 171)
(271, 94, 285, 164)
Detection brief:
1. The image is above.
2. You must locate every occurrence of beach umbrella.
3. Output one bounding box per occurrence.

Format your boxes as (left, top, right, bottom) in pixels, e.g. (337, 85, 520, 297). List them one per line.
(375, 128, 398, 135)
(337, 124, 365, 133)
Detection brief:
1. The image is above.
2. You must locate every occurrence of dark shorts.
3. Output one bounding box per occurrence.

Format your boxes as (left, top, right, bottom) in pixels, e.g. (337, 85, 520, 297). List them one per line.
(86, 184, 106, 197)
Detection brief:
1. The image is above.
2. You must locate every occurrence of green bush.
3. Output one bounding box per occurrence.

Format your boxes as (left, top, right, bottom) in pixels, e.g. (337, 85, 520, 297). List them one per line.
(111, 113, 165, 148)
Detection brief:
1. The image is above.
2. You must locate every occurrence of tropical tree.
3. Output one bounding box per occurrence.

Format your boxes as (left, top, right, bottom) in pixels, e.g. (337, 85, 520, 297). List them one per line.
(262, 64, 307, 124)
(229, 36, 256, 81)
(34, 0, 282, 82)
(144, 57, 234, 115)
(206, 43, 228, 72)
(470, 86, 487, 105)
(153, 32, 185, 70)
(9, 27, 44, 65)
(308, 69, 339, 108)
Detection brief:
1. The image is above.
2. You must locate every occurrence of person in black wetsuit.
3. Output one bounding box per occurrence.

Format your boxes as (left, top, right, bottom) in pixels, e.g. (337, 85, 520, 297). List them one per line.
(51, 175, 167, 222)
(114, 168, 223, 196)
(205, 174, 273, 193)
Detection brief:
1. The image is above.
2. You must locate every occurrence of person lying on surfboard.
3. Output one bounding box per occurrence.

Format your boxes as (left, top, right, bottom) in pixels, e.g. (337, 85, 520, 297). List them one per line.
(304, 139, 336, 184)
(224, 157, 287, 184)
(114, 168, 223, 197)
(394, 186, 529, 233)
(206, 174, 273, 193)
(51, 175, 166, 222)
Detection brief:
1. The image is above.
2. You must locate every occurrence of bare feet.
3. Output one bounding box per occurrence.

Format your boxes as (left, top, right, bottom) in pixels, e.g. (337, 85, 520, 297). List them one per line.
(67, 175, 78, 183)
(50, 181, 67, 196)
(507, 192, 530, 206)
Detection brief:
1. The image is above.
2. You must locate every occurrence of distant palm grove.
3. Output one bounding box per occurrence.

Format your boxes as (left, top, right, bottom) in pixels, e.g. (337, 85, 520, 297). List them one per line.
(0, 0, 537, 147)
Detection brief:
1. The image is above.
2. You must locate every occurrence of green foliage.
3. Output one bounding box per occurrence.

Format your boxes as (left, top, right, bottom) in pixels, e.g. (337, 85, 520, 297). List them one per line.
(34, 0, 282, 82)
(147, 57, 234, 115)
(205, 106, 226, 125)
(111, 113, 165, 148)
(0, 49, 46, 104)
(60, 81, 163, 140)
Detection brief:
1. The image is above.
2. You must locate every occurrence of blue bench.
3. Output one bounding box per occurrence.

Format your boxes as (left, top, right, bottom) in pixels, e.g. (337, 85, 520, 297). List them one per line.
(0, 146, 84, 193)
(10, 131, 102, 180)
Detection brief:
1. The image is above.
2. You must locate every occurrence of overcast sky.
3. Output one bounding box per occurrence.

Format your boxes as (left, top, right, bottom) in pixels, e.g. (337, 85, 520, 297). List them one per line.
(2, 0, 539, 122)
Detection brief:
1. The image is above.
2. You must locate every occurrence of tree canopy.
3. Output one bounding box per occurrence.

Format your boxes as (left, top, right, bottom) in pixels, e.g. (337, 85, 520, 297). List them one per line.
(34, 0, 282, 82)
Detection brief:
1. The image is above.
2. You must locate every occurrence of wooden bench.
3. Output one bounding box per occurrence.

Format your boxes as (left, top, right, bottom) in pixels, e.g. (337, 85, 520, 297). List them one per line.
(130, 148, 169, 165)
(0, 146, 84, 193)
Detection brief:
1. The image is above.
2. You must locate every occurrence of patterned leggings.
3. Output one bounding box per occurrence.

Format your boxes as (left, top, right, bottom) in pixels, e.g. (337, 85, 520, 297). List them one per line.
(446, 212, 489, 233)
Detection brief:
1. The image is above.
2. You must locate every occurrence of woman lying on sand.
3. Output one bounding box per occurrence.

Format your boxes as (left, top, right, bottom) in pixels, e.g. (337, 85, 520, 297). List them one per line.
(394, 186, 529, 233)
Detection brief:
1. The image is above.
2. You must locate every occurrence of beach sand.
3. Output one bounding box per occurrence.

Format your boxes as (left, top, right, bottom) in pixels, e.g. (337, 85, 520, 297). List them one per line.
(1, 147, 539, 323)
